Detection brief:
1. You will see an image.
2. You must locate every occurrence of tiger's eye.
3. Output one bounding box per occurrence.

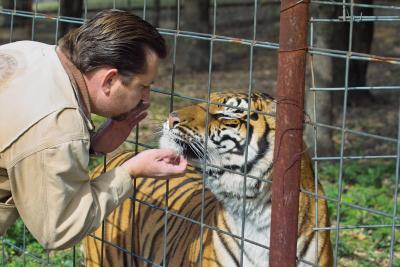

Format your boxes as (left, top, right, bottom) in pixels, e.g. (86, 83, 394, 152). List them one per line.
(224, 119, 240, 128)
(213, 113, 224, 119)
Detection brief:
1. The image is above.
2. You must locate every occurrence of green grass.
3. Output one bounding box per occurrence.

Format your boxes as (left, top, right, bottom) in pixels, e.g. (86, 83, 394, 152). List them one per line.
(0, 220, 83, 266)
(320, 160, 400, 266)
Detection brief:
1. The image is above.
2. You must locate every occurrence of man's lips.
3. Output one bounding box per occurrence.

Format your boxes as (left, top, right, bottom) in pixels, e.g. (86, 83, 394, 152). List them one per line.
(112, 100, 149, 121)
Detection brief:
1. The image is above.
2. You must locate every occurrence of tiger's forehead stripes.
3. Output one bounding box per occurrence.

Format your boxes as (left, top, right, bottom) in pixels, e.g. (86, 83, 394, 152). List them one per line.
(172, 93, 277, 139)
(207, 92, 276, 118)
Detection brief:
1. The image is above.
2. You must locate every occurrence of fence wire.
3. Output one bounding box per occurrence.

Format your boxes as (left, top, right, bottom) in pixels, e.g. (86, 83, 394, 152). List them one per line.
(0, 0, 399, 266)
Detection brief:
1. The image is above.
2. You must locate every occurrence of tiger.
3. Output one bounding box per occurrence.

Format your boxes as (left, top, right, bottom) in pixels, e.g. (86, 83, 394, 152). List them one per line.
(83, 92, 333, 267)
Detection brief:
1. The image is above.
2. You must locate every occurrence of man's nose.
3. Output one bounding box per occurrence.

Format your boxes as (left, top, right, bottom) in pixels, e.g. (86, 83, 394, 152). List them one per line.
(168, 112, 180, 128)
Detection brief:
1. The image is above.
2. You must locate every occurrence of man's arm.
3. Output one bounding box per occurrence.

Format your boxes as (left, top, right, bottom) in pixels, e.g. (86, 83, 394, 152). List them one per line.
(90, 95, 150, 154)
(8, 140, 186, 250)
(8, 139, 133, 250)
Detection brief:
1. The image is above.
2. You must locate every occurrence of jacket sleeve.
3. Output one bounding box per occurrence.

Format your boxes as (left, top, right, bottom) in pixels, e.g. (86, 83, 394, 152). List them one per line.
(7, 139, 134, 250)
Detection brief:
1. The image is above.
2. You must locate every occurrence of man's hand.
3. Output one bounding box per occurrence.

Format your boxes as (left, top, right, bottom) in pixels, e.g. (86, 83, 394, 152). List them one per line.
(90, 101, 150, 154)
(121, 149, 187, 178)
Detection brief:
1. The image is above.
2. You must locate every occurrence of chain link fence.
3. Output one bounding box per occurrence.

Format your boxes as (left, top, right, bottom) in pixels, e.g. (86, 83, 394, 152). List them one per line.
(0, 0, 399, 266)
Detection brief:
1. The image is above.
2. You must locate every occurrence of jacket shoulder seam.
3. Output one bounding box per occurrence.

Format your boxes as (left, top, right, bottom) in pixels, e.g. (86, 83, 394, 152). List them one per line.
(7, 136, 89, 168)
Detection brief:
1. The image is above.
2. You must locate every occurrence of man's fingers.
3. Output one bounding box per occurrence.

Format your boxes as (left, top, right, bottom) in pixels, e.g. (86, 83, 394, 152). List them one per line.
(128, 103, 149, 118)
(152, 172, 186, 180)
(163, 154, 182, 164)
(141, 102, 150, 110)
(128, 111, 148, 127)
(136, 101, 150, 111)
(164, 156, 187, 173)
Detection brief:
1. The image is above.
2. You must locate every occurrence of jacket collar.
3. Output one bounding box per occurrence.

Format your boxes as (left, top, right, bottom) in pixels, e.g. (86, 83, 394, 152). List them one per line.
(55, 47, 94, 131)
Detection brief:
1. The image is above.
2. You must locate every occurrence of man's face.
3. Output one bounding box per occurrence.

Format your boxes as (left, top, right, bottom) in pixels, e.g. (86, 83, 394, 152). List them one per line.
(108, 51, 159, 120)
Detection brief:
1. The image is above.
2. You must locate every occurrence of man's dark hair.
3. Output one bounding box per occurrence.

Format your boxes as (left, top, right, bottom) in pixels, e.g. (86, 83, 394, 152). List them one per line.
(58, 9, 167, 84)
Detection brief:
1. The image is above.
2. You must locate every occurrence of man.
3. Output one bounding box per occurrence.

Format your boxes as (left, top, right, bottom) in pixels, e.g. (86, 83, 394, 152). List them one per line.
(0, 9, 187, 249)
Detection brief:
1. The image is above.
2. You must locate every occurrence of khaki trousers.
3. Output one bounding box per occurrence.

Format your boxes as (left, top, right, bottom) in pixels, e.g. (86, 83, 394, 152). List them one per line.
(0, 168, 19, 236)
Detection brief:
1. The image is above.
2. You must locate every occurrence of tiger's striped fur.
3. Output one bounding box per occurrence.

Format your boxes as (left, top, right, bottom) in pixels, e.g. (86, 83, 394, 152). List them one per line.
(84, 92, 333, 267)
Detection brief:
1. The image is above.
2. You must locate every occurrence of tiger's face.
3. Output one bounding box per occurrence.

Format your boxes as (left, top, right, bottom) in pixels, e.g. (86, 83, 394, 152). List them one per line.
(160, 92, 276, 202)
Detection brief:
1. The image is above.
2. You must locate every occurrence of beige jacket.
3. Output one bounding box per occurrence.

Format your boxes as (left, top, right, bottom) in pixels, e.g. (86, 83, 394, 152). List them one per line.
(0, 41, 134, 249)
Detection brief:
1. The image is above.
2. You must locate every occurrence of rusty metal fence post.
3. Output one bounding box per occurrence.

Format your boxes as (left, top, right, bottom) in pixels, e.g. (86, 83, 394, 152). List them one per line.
(269, 1, 310, 267)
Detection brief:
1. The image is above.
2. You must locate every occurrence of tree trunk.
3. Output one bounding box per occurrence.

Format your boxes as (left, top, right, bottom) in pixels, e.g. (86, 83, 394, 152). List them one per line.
(305, 3, 336, 156)
(153, 0, 161, 28)
(1, 0, 32, 27)
(0, 0, 32, 41)
(305, 1, 374, 155)
(332, 0, 374, 106)
(59, 0, 83, 38)
(180, 0, 210, 72)
(348, 0, 375, 104)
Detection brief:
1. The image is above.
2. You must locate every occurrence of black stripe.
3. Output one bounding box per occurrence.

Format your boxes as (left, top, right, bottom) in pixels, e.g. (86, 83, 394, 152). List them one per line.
(155, 181, 203, 226)
(167, 191, 214, 255)
(218, 212, 241, 267)
(217, 232, 240, 267)
(177, 125, 193, 136)
(168, 194, 216, 264)
(240, 120, 270, 175)
(298, 200, 314, 260)
(212, 134, 243, 153)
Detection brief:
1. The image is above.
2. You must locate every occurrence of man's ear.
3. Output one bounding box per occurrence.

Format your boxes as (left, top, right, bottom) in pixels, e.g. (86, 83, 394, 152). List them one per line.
(101, 68, 118, 96)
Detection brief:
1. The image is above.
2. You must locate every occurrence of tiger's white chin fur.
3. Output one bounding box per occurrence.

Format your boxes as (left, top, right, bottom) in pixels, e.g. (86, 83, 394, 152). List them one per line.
(159, 123, 184, 155)
(159, 121, 222, 166)
(160, 121, 274, 220)
(160, 122, 270, 192)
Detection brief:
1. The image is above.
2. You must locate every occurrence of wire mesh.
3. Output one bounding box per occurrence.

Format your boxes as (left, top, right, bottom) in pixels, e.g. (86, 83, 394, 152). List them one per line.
(0, 0, 399, 266)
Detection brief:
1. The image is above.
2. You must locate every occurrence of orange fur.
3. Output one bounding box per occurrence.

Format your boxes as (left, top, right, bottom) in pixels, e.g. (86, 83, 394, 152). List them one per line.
(84, 93, 332, 267)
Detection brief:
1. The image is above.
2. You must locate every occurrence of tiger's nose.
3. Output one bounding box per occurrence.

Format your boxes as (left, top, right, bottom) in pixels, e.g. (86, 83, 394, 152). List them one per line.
(168, 112, 180, 128)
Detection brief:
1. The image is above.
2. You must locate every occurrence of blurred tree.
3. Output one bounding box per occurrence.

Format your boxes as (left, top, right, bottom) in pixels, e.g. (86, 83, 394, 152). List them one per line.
(305, 1, 374, 155)
(332, 0, 374, 105)
(0, 0, 32, 42)
(1, 0, 32, 27)
(153, 0, 161, 28)
(181, 0, 210, 71)
(305, 2, 336, 156)
(59, 0, 83, 38)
